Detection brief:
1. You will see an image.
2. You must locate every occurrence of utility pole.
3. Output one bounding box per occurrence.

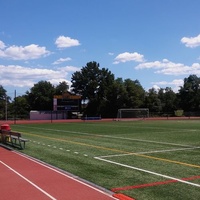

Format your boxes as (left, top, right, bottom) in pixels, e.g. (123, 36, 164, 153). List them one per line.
(5, 94, 7, 121)
(14, 90, 16, 124)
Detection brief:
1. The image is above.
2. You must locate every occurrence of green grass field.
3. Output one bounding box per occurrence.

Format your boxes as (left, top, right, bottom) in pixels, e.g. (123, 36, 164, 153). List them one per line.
(10, 120, 200, 200)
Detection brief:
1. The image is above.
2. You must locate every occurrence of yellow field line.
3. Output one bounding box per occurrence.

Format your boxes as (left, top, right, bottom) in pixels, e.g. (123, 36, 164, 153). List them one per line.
(24, 132, 126, 153)
(137, 154, 200, 169)
(23, 132, 200, 169)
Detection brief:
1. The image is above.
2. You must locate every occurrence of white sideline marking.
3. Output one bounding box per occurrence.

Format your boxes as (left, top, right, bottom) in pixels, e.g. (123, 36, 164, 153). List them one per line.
(95, 157, 200, 188)
(0, 161, 57, 200)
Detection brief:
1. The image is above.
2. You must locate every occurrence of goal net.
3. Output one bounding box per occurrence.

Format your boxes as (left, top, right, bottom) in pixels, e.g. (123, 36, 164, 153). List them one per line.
(116, 108, 149, 120)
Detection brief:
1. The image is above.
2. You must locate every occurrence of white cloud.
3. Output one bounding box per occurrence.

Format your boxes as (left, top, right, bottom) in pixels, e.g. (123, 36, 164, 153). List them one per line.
(0, 65, 74, 88)
(135, 59, 200, 76)
(52, 57, 72, 65)
(152, 79, 183, 86)
(108, 52, 114, 56)
(113, 52, 144, 64)
(0, 43, 50, 60)
(55, 36, 80, 48)
(181, 34, 200, 48)
(59, 66, 80, 72)
(151, 79, 184, 92)
(0, 40, 6, 49)
(48, 78, 72, 87)
(152, 85, 160, 91)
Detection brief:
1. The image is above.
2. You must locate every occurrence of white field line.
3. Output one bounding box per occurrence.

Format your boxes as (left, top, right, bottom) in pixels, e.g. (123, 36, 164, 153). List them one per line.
(98, 146, 200, 158)
(101, 135, 193, 147)
(0, 161, 57, 200)
(17, 125, 194, 148)
(94, 157, 200, 188)
(87, 124, 199, 134)
(136, 146, 200, 154)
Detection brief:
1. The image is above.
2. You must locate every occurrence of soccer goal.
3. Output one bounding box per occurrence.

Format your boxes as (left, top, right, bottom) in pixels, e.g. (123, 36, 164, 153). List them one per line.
(116, 108, 149, 121)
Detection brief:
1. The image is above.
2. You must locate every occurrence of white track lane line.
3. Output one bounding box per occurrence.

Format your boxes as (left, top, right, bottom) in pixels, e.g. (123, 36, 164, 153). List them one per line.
(0, 161, 57, 200)
(13, 151, 116, 199)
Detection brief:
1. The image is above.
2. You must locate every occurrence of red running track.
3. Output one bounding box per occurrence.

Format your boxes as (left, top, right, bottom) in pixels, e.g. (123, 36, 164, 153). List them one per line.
(0, 146, 117, 200)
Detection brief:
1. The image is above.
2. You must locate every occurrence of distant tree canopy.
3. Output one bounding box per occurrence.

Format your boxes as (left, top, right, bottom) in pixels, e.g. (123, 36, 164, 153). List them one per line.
(25, 81, 70, 111)
(71, 63, 200, 117)
(0, 85, 7, 119)
(179, 75, 200, 111)
(55, 81, 69, 95)
(2, 61, 200, 119)
(26, 81, 55, 110)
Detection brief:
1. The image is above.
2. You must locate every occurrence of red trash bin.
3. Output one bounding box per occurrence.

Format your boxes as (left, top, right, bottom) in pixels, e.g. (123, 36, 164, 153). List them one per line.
(1, 124, 11, 131)
(0, 124, 11, 143)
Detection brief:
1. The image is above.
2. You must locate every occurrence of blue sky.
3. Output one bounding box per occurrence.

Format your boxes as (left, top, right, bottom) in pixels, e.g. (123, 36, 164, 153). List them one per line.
(0, 0, 200, 99)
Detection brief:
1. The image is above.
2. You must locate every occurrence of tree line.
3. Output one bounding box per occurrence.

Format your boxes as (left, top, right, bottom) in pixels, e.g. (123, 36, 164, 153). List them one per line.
(1, 61, 200, 119)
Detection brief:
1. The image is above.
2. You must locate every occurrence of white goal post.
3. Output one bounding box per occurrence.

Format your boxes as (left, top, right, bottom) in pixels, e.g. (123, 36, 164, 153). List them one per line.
(117, 108, 149, 120)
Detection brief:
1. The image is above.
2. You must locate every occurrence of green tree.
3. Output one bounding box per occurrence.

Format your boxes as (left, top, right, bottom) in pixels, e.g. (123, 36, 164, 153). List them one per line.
(123, 79, 145, 108)
(9, 95, 30, 119)
(71, 61, 101, 101)
(145, 88, 162, 113)
(26, 81, 55, 110)
(113, 78, 127, 109)
(179, 75, 200, 111)
(98, 77, 127, 117)
(0, 85, 8, 119)
(158, 87, 177, 113)
(71, 61, 115, 116)
(163, 87, 177, 113)
(55, 81, 69, 95)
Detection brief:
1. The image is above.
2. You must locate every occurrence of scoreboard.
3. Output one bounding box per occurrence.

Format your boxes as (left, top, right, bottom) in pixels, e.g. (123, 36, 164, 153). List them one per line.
(53, 92, 81, 111)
